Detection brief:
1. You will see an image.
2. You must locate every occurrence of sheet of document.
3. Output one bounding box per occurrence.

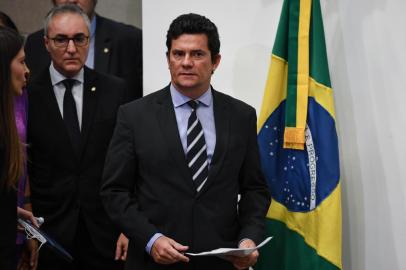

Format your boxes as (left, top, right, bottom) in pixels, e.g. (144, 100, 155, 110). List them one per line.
(186, 236, 273, 257)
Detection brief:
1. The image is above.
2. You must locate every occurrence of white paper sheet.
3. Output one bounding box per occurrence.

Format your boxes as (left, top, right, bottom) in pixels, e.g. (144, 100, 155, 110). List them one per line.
(186, 236, 273, 257)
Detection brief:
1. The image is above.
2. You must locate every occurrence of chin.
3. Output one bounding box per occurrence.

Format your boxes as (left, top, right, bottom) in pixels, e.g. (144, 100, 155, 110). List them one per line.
(177, 81, 198, 88)
(63, 67, 82, 77)
(13, 88, 23, 96)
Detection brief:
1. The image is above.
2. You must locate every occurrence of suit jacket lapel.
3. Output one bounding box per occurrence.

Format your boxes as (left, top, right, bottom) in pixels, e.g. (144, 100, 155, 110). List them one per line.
(33, 70, 78, 161)
(94, 15, 111, 73)
(36, 71, 64, 123)
(155, 87, 195, 190)
(198, 89, 230, 196)
(80, 67, 99, 160)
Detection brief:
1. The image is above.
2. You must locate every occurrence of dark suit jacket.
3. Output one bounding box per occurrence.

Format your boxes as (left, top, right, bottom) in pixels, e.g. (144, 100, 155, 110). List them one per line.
(25, 15, 142, 101)
(27, 66, 127, 262)
(101, 86, 271, 270)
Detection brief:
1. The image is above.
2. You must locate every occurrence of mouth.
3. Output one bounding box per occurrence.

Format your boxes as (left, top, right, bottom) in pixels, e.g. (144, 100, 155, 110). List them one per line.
(179, 73, 196, 77)
(64, 58, 79, 62)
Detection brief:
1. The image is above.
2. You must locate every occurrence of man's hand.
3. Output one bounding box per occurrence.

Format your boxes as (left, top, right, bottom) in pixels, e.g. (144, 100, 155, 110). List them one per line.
(17, 239, 39, 270)
(115, 233, 129, 261)
(151, 235, 189, 265)
(227, 239, 259, 270)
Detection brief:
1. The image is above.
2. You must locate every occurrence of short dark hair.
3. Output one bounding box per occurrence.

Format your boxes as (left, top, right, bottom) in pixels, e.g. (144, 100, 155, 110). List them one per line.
(166, 13, 220, 62)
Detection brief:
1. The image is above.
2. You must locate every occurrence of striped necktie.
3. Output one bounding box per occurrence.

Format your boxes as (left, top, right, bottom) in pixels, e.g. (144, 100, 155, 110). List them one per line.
(186, 100, 209, 192)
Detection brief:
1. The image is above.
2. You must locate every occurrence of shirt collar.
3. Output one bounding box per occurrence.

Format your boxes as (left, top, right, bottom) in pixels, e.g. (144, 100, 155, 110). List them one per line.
(170, 83, 212, 108)
(90, 15, 96, 38)
(49, 63, 84, 86)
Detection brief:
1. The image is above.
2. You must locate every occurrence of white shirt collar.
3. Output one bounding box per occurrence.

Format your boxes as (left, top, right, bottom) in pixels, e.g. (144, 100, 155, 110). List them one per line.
(49, 63, 84, 86)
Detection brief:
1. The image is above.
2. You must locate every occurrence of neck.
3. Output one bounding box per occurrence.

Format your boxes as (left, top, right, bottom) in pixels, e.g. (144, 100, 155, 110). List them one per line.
(53, 65, 82, 79)
(172, 84, 210, 100)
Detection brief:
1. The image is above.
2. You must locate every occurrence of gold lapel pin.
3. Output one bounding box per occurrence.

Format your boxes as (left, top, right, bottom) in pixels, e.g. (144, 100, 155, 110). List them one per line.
(91, 86, 96, 92)
(103, 48, 109, 53)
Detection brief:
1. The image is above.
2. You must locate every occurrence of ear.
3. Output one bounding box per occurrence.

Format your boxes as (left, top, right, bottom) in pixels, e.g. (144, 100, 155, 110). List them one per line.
(44, 36, 51, 52)
(212, 54, 221, 71)
(166, 51, 170, 68)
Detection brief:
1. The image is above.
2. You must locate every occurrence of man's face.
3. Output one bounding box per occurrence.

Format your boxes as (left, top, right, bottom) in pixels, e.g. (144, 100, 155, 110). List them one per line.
(167, 34, 221, 97)
(45, 13, 90, 78)
(53, 0, 96, 19)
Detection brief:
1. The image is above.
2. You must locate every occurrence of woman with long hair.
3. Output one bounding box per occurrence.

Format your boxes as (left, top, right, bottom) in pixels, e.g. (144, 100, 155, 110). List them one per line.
(0, 11, 39, 270)
(0, 26, 37, 270)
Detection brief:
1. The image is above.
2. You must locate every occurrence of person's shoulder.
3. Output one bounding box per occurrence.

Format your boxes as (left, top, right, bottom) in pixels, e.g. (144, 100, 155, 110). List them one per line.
(84, 67, 127, 103)
(88, 67, 125, 85)
(85, 67, 127, 97)
(27, 68, 50, 87)
(26, 68, 51, 99)
(97, 15, 142, 36)
(24, 29, 44, 52)
(25, 29, 45, 45)
(121, 87, 168, 111)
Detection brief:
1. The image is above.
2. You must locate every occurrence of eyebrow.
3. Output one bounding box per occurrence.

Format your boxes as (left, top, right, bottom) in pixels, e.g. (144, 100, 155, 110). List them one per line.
(172, 49, 206, 53)
(191, 49, 205, 53)
(53, 33, 87, 37)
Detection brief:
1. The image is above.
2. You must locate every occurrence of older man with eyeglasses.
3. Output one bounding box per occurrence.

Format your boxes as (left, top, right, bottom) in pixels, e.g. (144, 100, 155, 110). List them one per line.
(25, 0, 143, 101)
(27, 4, 128, 270)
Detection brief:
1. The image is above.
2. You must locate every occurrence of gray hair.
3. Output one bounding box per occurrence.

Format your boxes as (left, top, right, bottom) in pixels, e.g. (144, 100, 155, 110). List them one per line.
(44, 4, 91, 37)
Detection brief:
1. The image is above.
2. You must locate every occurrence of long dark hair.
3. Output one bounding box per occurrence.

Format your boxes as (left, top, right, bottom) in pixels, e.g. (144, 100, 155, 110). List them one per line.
(0, 26, 24, 189)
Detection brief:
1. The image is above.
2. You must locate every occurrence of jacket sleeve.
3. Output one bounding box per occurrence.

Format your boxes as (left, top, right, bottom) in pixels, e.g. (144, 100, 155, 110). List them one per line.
(100, 106, 158, 248)
(237, 108, 271, 245)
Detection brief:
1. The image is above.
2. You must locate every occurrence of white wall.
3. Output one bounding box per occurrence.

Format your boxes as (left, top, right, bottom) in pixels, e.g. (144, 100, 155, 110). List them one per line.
(325, 0, 406, 269)
(143, 0, 406, 269)
(142, 0, 281, 110)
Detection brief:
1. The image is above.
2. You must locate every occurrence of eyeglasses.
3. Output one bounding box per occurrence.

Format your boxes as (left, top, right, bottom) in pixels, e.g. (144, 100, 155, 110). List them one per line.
(48, 34, 89, 48)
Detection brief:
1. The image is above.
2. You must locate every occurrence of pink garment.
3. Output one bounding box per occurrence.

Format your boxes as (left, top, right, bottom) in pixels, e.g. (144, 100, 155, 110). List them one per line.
(14, 88, 28, 245)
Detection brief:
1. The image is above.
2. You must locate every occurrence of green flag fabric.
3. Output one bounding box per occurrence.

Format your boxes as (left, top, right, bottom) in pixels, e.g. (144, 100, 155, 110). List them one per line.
(256, 0, 342, 269)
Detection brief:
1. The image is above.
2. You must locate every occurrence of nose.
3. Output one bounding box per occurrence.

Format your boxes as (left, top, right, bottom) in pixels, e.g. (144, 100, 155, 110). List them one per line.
(66, 39, 77, 53)
(181, 54, 193, 68)
(25, 65, 30, 81)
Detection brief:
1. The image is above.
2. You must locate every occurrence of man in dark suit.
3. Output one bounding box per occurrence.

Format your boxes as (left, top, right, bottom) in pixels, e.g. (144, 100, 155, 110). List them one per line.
(25, 0, 142, 101)
(101, 13, 271, 270)
(27, 5, 128, 269)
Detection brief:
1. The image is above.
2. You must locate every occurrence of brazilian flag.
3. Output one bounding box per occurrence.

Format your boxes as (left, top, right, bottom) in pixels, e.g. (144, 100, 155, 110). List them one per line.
(255, 0, 342, 269)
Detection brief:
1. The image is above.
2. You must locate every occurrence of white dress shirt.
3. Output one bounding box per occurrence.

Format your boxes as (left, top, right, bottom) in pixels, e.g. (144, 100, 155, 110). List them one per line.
(49, 63, 84, 129)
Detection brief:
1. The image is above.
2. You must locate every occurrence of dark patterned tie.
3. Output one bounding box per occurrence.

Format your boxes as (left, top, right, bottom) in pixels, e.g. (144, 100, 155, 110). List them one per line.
(186, 100, 209, 192)
(62, 79, 81, 155)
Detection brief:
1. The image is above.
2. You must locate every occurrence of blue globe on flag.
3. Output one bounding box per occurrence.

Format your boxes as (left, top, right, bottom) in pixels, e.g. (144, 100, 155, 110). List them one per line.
(258, 97, 339, 212)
